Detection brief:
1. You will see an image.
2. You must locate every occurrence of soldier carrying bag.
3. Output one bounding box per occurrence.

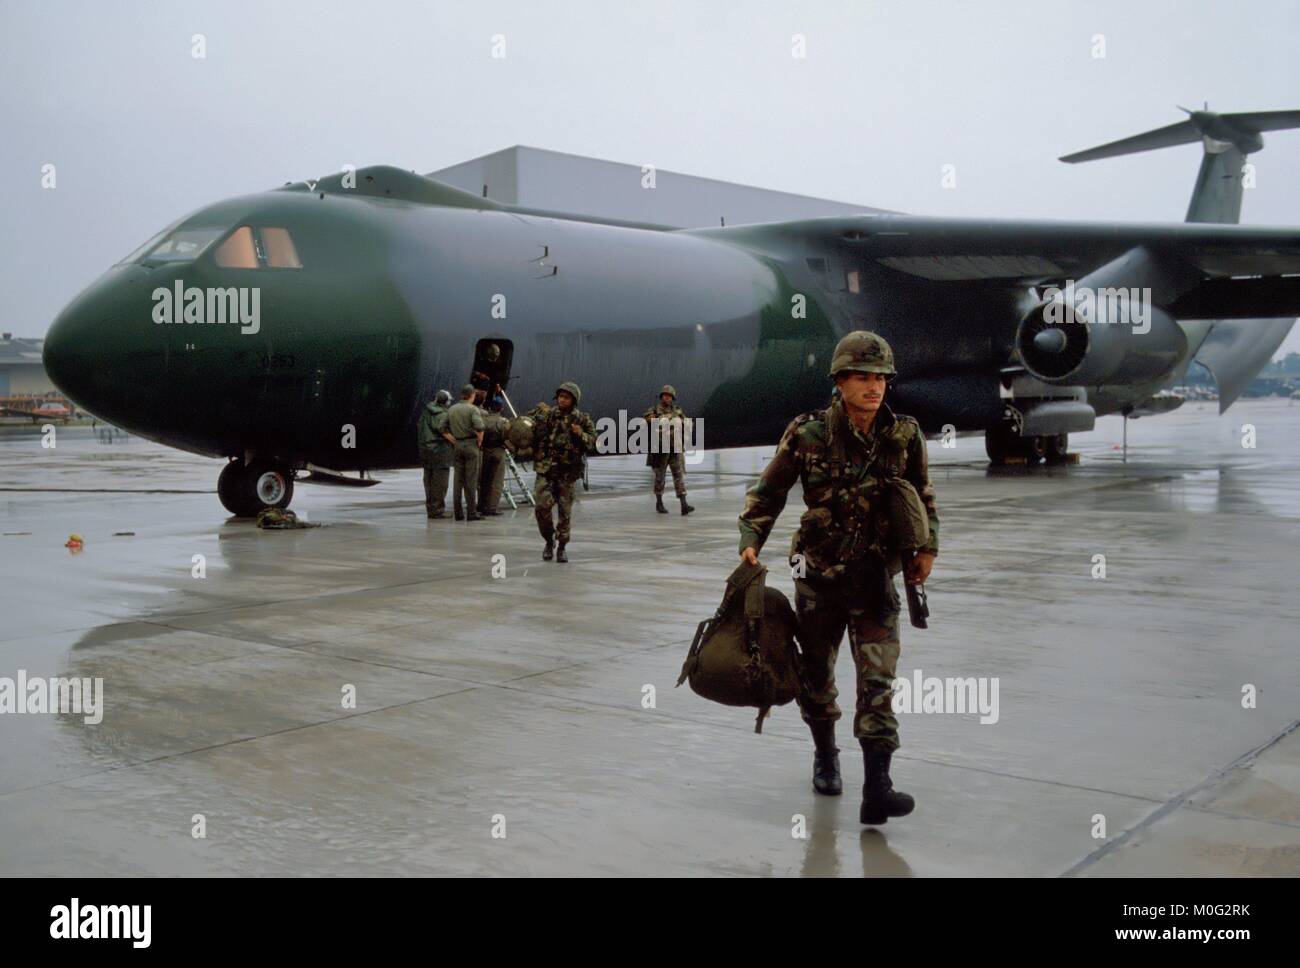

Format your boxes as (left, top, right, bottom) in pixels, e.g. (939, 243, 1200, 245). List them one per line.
(677, 560, 802, 733)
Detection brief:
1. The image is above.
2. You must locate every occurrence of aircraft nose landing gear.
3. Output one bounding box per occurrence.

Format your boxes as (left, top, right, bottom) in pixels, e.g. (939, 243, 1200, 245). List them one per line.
(217, 458, 295, 516)
(985, 423, 1071, 466)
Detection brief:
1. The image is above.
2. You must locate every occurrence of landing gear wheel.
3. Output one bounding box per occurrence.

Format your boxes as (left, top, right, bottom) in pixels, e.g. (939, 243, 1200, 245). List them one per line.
(1045, 433, 1070, 464)
(217, 458, 294, 517)
(985, 424, 1014, 465)
(1019, 435, 1047, 465)
(217, 460, 244, 514)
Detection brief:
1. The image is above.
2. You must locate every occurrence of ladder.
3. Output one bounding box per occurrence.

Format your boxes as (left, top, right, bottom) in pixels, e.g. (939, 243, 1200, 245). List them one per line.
(498, 389, 535, 509)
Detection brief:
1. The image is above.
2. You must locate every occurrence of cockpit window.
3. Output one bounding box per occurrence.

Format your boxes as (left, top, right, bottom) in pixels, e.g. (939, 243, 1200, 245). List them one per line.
(139, 227, 226, 264)
(118, 219, 182, 265)
(214, 226, 259, 268)
(123, 222, 304, 269)
(261, 228, 302, 268)
(211, 225, 302, 269)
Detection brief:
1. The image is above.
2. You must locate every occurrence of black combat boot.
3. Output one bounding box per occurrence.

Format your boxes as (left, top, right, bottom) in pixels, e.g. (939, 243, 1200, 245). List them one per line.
(679, 495, 694, 515)
(555, 542, 568, 563)
(809, 720, 842, 796)
(859, 741, 914, 825)
(655, 496, 669, 514)
(542, 539, 554, 561)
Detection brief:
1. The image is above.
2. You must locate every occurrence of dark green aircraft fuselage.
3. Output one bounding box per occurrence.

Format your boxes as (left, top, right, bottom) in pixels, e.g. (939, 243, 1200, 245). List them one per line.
(44, 167, 1014, 473)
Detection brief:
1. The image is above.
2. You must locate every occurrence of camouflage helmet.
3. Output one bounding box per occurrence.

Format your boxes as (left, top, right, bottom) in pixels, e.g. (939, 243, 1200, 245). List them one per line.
(829, 330, 896, 379)
(555, 381, 582, 405)
(659, 384, 677, 399)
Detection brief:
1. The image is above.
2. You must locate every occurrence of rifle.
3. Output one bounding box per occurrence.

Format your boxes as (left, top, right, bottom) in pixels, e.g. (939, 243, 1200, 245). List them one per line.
(899, 550, 930, 629)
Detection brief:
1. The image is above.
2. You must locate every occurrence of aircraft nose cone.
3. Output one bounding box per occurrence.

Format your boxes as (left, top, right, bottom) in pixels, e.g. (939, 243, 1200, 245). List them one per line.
(42, 301, 91, 404)
(43, 268, 162, 428)
(1033, 327, 1068, 354)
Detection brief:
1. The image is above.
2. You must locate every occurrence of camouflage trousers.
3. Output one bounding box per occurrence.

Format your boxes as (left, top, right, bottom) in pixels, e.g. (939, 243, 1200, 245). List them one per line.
(534, 474, 578, 542)
(651, 453, 687, 498)
(793, 571, 902, 749)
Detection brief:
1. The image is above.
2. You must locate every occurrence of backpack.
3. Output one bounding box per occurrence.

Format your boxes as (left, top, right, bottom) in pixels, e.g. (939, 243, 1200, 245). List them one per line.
(677, 561, 802, 732)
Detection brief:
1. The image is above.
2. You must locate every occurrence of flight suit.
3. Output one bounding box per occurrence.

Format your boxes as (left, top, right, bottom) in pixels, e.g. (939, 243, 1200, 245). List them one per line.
(738, 398, 939, 749)
(416, 401, 453, 517)
(533, 404, 596, 543)
(478, 411, 511, 513)
(446, 400, 485, 519)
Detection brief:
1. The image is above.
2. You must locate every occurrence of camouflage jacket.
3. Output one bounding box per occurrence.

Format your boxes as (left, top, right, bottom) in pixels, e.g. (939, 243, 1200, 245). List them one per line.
(738, 399, 939, 578)
(416, 402, 453, 467)
(533, 405, 597, 479)
(642, 402, 691, 457)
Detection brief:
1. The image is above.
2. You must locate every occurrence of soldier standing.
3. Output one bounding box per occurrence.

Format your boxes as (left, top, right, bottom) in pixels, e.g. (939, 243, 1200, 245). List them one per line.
(533, 381, 596, 562)
(643, 385, 694, 516)
(478, 398, 511, 515)
(446, 384, 485, 521)
(416, 389, 454, 518)
(737, 331, 938, 825)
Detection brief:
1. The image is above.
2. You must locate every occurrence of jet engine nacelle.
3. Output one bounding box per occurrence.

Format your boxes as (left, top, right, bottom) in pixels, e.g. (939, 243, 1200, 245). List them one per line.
(1015, 248, 1190, 386)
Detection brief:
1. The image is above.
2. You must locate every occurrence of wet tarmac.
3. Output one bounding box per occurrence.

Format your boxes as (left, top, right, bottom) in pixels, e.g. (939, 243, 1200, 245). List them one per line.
(1, 399, 1297, 876)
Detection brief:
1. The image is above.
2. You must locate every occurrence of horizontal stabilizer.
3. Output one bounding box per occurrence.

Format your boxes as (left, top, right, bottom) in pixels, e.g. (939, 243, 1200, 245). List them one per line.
(1060, 107, 1300, 163)
(1060, 120, 1200, 163)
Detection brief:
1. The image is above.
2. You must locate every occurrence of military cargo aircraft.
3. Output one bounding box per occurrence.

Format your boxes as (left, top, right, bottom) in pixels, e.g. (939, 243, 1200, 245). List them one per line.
(42, 108, 1300, 515)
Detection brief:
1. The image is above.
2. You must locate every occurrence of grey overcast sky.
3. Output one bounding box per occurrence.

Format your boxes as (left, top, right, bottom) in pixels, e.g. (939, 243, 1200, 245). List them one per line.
(4, 0, 1299, 352)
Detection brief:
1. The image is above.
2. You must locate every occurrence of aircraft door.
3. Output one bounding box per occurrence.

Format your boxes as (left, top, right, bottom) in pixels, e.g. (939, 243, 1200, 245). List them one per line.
(469, 338, 514, 411)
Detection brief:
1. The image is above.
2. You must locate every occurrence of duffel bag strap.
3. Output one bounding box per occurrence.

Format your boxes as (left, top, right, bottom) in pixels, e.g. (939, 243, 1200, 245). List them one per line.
(742, 566, 766, 653)
(677, 614, 715, 687)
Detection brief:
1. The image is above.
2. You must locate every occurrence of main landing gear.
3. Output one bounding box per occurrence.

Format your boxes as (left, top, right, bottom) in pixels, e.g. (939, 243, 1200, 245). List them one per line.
(217, 457, 295, 516)
(984, 423, 1070, 467)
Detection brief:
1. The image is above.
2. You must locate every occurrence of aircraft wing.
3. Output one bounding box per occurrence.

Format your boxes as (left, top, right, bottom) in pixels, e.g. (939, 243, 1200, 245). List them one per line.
(687, 215, 1300, 319)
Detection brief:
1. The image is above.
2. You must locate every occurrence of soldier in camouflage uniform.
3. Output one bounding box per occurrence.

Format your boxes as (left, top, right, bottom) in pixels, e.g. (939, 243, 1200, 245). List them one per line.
(416, 389, 454, 518)
(737, 331, 938, 825)
(643, 385, 694, 515)
(533, 381, 597, 562)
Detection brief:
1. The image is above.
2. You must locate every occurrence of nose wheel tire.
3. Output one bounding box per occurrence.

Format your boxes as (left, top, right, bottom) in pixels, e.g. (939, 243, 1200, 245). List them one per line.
(1045, 433, 1070, 464)
(985, 423, 1015, 464)
(218, 459, 295, 517)
(986, 424, 1062, 467)
(1020, 434, 1048, 465)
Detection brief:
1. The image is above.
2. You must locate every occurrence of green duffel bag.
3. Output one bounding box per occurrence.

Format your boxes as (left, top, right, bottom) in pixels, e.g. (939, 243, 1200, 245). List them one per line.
(880, 475, 930, 574)
(506, 403, 549, 462)
(677, 561, 802, 733)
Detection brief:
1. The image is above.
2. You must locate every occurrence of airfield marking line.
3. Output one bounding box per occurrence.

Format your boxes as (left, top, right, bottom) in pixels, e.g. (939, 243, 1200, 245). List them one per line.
(1059, 717, 1300, 877)
(138, 617, 671, 692)
(0, 683, 488, 802)
(134, 619, 496, 681)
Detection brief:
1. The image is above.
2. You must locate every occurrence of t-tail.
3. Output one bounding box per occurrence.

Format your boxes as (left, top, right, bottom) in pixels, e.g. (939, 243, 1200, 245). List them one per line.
(1061, 106, 1300, 410)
